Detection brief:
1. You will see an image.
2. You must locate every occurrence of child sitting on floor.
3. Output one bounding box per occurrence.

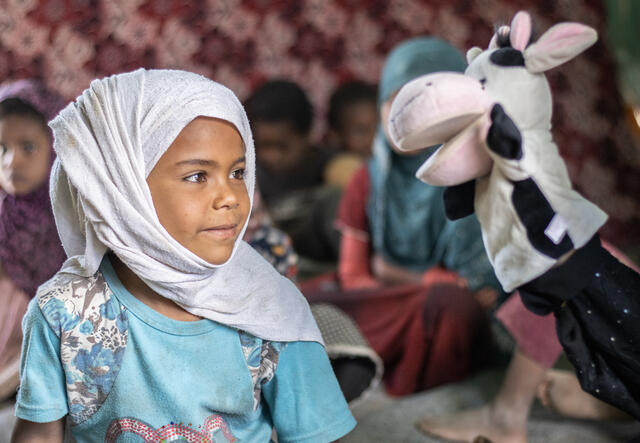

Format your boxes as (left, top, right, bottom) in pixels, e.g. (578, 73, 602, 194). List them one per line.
(327, 80, 377, 159)
(324, 81, 378, 188)
(0, 80, 67, 401)
(12, 69, 355, 442)
(245, 80, 342, 267)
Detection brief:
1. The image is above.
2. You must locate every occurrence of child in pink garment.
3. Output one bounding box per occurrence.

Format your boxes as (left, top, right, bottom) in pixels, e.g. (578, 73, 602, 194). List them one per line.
(0, 80, 66, 400)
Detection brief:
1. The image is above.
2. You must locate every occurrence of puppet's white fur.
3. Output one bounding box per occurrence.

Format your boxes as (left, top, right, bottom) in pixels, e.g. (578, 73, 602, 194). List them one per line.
(388, 11, 607, 291)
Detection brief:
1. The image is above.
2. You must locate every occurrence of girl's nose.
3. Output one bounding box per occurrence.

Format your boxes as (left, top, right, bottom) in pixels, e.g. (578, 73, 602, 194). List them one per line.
(212, 180, 240, 210)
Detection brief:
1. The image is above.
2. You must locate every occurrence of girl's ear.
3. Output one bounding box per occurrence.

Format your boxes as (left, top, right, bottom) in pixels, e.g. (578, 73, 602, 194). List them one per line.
(466, 47, 483, 65)
(524, 22, 597, 73)
(509, 10, 532, 51)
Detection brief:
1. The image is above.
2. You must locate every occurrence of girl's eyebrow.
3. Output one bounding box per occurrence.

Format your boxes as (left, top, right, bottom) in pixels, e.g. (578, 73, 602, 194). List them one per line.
(175, 156, 246, 167)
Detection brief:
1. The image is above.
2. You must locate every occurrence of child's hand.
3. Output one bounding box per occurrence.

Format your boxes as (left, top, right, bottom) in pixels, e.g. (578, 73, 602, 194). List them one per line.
(11, 418, 64, 443)
(473, 287, 498, 311)
(346, 275, 380, 290)
(421, 267, 466, 288)
(371, 254, 422, 286)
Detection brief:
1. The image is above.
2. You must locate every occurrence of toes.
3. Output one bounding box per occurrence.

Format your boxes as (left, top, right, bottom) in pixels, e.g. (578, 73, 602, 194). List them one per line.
(414, 418, 432, 435)
(414, 418, 447, 439)
(538, 379, 561, 414)
(535, 379, 552, 408)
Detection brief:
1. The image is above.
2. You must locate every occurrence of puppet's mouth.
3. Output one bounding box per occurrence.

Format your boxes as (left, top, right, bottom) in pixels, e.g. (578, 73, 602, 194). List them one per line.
(388, 72, 493, 186)
(415, 114, 493, 186)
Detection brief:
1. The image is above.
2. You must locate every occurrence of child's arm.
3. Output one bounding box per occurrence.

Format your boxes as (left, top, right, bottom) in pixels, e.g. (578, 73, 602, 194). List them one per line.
(335, 166, 380, 290)
(337, 230, 379, 289)
(11, 418, 64, 443)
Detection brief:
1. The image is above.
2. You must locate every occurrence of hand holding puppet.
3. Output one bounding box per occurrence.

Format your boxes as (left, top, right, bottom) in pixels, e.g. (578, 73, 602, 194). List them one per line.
(387, 11, 640, 420)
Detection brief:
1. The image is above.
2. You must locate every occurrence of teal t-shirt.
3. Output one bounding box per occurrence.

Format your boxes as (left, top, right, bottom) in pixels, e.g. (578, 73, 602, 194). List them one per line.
(16, 258, 355, 442)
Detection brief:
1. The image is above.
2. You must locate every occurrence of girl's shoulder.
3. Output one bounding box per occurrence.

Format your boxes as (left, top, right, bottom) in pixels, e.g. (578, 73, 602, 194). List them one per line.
(33, 269, 129, 426)
(35, 269, 125, 340)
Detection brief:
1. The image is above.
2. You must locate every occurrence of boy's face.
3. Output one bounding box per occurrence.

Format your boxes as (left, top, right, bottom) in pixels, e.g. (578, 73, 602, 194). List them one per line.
(335, 100, 377, 156)
(252, 120, 309, 175)
(0, 115, 51, 195)
(147, 117, 250, 265)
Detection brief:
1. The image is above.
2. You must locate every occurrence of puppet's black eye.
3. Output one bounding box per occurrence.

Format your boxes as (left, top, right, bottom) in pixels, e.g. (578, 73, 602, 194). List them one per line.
(480, 78, 487, 89)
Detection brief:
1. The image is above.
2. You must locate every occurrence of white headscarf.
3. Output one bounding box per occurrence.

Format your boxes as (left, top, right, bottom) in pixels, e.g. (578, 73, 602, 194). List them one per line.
(49, 68, 322, 343)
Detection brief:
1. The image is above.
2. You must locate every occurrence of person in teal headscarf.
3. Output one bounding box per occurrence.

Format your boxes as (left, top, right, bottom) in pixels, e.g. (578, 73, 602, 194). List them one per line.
(353, 36, 500, 292)
(306, 37, 498, 396)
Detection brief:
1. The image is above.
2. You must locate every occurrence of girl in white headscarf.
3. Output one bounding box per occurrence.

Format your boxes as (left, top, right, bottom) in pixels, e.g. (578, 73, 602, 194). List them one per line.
(13, 69, 355, 442)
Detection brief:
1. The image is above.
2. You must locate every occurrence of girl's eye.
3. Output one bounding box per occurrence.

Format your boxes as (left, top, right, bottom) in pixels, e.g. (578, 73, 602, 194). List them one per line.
(231, 168, 246, 180)
(22, 142, 36, 154)
(184, 172, 207, 183)
(0, 144, 7, 155)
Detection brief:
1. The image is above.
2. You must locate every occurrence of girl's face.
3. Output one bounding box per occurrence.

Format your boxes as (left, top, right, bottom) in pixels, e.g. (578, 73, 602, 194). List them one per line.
(0, 114, 51, 195)
(147, 117, 250, 265)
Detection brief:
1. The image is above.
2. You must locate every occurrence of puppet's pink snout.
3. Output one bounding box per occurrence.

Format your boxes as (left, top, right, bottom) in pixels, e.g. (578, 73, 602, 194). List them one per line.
(388, 72, 491, 152)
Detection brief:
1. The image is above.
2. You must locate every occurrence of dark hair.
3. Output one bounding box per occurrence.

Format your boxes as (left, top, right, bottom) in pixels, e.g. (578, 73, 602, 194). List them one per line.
(327, 81, 377, 131)
(245, 80, 313, 134)
(0, 97, 47, 128)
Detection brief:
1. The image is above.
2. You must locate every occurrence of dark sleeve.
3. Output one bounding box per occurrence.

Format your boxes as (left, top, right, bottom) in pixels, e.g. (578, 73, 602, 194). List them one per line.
(519, 235, 640, 420)
(335, 165, 370, 236)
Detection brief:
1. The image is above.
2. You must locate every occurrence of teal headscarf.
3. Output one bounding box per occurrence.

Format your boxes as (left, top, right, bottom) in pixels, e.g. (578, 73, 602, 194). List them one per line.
(368, 37, 499, 291)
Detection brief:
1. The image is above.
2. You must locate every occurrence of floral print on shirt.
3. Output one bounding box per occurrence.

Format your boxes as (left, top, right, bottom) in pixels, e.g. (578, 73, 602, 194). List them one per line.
(37, 271, 128, 426)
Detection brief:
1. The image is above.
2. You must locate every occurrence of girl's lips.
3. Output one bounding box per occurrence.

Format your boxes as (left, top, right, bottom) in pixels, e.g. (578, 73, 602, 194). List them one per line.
(202, 224, 238, 240)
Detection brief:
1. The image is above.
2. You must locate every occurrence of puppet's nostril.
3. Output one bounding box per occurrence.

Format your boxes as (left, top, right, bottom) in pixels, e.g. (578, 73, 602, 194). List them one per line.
(426, 82, 432, 86)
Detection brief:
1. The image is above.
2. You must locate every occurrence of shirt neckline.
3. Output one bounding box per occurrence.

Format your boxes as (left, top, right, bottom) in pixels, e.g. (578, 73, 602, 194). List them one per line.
(100, 255, 218, 336)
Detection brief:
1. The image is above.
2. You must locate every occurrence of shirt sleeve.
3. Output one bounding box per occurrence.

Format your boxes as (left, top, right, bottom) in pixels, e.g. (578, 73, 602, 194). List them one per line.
(335, 165, 370, 240)
(262, 341, 356, 443)
(15, 299, 68, 423)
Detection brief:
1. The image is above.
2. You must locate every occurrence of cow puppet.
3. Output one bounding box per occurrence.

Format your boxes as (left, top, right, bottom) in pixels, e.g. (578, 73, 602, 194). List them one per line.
(387, 11, 640, 420)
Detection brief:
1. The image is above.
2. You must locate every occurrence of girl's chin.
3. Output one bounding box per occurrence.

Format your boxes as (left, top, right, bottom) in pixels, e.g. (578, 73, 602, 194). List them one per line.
(193, 247, 235, 266)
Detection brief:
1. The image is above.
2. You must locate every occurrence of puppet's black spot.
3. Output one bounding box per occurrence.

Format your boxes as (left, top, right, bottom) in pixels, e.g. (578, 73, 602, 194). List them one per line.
(490, 48, 525, 67)
(511, 178, 574, 258)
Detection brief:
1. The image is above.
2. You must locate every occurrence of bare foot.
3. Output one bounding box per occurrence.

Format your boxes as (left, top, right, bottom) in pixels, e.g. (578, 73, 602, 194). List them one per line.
(416, 403, 527, 443)
(536, 369, 629, 420)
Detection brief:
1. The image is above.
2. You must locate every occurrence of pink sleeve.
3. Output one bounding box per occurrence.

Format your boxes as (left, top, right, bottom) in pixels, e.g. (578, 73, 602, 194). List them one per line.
(495, 292, 563, 368)
(337, 231, 380, 290)
(335, 165, 370, 240)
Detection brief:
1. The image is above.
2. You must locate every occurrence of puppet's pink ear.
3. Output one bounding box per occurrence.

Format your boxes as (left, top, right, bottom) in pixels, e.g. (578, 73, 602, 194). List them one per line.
(524, 22, 597, 73)
(510, 11, 532, 51)
(416, 114, 493, 186)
